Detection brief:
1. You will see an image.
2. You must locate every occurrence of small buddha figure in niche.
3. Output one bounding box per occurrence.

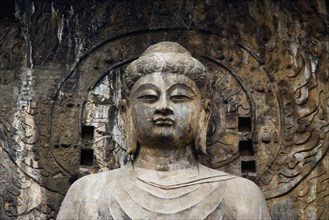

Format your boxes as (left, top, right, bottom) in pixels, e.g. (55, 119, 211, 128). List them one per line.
(57, 42, 271, 219)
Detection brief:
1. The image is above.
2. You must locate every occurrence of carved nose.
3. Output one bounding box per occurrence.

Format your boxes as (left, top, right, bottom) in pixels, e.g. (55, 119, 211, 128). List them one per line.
(155, 107, 173, 115)
(155, 96, 173, 115)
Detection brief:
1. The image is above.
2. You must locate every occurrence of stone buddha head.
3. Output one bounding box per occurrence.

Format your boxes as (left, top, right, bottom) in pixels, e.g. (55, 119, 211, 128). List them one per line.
(122, 41, 210, 157)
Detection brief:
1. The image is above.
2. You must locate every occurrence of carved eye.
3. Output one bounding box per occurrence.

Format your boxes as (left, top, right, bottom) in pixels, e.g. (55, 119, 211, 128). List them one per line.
(138, 95, 158, 102)
(171, 95, 191, 102)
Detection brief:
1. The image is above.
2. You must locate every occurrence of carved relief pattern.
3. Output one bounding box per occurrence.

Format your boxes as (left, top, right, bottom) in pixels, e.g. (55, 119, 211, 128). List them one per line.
(0, 96, 60, 218)
(261, 40, 329, 197)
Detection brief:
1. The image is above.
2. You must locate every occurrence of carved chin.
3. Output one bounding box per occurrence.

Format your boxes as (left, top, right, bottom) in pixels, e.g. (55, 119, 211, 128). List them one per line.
(138, 132, 176, 148)
(137, 127, 194, 148)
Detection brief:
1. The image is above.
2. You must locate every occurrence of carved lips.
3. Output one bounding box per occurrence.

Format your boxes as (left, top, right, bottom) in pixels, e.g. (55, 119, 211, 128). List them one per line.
(153, 117, 175, 126)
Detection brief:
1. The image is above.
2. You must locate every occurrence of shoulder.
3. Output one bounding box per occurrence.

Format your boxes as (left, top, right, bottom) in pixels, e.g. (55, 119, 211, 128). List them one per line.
(229, 176, 263, 194)
(69, 169, 115, 191)
(197, 163, 262, 195)
(224, 177, 270, 219)
(198, 165, 264, 199)
(224, 176, 266, 203)
(66, 167, 127, 203)
(70, 166, 127, 196)
(57, 168, 124, 219)
(196, 165, 270, 218)
(198, 163, 234, 178)
(61, 169, 116, 205)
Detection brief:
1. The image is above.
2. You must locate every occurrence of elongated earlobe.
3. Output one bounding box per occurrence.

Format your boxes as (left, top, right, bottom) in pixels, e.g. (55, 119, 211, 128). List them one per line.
(195, 99, 211, 154)
(121, 100, 137, 155)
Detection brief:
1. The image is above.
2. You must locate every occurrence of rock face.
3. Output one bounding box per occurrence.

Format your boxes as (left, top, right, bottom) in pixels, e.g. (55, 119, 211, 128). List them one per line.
(0, 0, 328, 219)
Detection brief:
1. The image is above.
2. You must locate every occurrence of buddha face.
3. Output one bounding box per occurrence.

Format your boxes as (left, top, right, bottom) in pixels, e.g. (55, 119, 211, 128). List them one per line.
(128, 72, 209, 149)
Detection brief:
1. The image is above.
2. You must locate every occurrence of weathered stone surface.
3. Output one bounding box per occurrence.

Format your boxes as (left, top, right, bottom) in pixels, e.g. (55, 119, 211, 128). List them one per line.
(0, 0, 328, 219)
(57, 42, 270, 219)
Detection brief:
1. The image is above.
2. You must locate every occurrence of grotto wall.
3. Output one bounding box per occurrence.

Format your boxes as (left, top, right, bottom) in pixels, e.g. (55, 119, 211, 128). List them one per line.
(0, 0, 328, 219)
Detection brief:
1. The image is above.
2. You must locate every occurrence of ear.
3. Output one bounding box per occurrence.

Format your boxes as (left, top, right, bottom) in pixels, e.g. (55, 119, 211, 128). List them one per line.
(195, 99, 211, 154)
(203, 99, 211, 122)
(120, 99, 137, 154)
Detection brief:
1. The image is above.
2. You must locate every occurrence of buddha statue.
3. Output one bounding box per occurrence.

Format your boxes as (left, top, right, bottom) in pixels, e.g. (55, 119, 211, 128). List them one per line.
(57, 42, 271, 219)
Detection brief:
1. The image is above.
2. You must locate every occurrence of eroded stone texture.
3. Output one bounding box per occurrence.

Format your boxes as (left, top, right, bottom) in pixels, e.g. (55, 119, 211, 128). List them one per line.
(57, 42, 270, 219)
(0, 0, 328, 219)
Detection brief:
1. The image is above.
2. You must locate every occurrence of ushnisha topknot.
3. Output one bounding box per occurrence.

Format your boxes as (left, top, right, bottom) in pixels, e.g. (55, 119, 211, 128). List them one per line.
(124, 41, 207, 97)
(141, 41, 191, 55)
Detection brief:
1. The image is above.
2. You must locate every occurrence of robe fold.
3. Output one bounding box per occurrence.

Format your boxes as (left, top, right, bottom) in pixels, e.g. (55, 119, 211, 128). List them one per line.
(57, 163, 271, 219)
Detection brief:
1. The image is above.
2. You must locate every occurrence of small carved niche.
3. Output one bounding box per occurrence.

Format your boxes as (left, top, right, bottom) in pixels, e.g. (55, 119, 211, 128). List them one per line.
(82, 125, 94, 141)
(80, 149, 94, 166)
(239, 140, 254, 156)
(241, 160, 256, 174)
(238, 117, 251, 132)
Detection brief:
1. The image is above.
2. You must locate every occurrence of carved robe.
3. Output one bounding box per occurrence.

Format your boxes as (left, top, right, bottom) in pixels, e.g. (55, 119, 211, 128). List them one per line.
(57, 163, 270, 219)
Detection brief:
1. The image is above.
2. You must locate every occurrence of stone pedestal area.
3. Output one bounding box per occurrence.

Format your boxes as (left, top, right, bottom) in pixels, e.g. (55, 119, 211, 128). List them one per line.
(0, 1, 328, 219)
